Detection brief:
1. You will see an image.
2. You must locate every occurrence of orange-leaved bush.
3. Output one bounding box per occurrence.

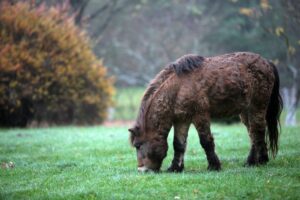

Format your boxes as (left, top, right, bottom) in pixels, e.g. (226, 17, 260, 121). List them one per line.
(0, 2, 114, 126)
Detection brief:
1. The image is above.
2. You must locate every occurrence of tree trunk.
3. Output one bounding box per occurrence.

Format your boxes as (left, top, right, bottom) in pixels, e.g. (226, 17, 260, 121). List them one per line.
(283, 66, 299, 126)
(283, 86, 297, 126)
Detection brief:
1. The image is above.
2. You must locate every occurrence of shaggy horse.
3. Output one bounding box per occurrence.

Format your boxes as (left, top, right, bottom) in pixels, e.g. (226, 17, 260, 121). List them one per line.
(129, 52, 283, 172)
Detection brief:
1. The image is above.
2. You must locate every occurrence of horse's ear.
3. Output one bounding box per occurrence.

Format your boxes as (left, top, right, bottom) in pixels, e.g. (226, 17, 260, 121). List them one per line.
(128, 127, 135, 134)
(128, 125, 140, 136)
(129, 126, 139, 146)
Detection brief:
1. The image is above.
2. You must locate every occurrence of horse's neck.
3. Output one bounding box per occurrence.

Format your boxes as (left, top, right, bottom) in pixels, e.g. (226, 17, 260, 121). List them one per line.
(146, 83, 178, 136)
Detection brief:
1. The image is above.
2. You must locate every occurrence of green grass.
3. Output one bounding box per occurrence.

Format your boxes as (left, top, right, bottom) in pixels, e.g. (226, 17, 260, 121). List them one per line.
(0, 124, 300, 199)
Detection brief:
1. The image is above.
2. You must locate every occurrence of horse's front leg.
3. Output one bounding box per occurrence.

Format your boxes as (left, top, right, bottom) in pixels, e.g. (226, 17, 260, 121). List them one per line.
(167, 122, 190, 173)
(193, 116, 221, 171)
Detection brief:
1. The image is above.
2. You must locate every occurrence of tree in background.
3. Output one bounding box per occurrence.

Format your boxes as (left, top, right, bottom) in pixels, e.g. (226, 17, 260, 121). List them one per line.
(278, 0, 300, 126)
(237, 0, 300, 125)
(98, 0, 216, 86)
(0, 2, 114, 126)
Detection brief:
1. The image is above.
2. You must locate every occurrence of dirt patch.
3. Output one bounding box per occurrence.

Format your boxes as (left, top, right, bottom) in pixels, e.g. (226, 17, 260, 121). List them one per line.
(1, 161, 15, 169)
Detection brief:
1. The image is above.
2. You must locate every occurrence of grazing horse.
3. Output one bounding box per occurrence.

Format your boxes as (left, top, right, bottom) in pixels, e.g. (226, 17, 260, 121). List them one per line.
(129, 52, 283, 172)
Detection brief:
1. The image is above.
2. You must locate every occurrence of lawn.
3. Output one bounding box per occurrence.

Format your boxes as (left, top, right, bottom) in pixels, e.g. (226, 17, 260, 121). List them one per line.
(0, 124, 299, 200)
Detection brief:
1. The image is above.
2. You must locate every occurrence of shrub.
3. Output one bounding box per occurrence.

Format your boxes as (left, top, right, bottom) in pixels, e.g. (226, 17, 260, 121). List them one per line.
(0, 2, 114, 126)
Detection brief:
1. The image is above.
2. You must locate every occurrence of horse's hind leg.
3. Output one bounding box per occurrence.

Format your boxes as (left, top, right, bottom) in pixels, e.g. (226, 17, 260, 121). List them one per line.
(240, 112, 257, 165)
(167, 122, 190, 172)
(243, 109, 269, 166)
(193, 116, 221, 171)
(250, 109, 269, 165)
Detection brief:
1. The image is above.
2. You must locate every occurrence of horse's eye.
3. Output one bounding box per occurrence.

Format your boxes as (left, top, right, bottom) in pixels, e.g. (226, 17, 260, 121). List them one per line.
(134, 142, 142, 150)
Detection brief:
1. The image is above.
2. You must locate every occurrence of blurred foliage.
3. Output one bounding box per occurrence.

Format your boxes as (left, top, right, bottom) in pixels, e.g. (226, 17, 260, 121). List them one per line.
(113, 87, 144, 120)
(89, 0, 299, 87)
(0, 2, 114, 126)
(0, 0, 299, 123)
(203, 0, 285, 59)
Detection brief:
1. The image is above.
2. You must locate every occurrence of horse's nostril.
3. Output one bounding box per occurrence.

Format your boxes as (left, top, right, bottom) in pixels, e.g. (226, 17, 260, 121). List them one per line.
(137, 166, 151, 173)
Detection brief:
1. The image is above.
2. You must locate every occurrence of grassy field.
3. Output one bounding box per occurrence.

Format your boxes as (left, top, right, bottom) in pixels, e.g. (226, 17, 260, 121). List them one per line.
(0, 123, 299, 199)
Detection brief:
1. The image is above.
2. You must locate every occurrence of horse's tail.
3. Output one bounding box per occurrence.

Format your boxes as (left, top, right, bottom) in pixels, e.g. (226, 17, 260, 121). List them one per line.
(266, 61, 283, 158)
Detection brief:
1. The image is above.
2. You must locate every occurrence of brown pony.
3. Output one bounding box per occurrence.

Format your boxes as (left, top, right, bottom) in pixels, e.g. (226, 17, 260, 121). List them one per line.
(129, 52, 283, 172)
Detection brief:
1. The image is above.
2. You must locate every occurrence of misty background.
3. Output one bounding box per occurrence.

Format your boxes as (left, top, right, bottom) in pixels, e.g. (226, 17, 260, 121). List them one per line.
(75, 0, 300, 125)
(1, 0, 299, 125)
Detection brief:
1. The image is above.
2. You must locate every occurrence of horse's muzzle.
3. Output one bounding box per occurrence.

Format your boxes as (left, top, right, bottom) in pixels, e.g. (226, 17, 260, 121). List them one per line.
(137, 166, 152, 173)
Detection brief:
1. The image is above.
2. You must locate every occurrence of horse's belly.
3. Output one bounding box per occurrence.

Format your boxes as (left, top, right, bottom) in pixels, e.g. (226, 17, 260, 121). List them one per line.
(208, 85, 250, 117)
(209, 98, 246, 118)
(206, 69, 250, 117)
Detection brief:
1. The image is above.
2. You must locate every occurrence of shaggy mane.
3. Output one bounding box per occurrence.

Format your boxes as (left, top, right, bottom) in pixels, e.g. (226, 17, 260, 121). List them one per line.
(170, 54, 204, 75)
(135, 66, 174, 132)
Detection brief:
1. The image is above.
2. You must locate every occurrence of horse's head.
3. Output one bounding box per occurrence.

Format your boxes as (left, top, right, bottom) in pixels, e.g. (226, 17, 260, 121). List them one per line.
(129, 125, 168, 172)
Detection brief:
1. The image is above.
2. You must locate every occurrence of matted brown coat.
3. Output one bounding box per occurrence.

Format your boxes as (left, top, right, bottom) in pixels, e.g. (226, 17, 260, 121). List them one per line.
(129, 52, 283, 172)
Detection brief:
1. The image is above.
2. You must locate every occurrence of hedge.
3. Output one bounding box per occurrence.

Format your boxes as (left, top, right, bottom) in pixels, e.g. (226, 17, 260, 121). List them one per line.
(0, 2, 114, 126)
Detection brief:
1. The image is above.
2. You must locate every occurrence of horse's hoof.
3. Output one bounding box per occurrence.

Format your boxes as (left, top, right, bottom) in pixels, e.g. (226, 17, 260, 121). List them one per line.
(244, 160, 258, 167)
(244, 163, 254, 167)
(207, 164, 221, 171)
(258, 155, 269, 165)
(167, 164, 184, 173)
(258, 160, 268, 165)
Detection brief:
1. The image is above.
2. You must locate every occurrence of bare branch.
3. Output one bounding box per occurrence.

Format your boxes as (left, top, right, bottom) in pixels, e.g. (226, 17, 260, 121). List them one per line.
(82, 3, 110, 23)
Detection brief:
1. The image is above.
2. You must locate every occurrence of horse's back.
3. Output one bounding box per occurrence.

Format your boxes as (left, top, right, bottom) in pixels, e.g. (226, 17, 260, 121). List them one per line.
(175, 52, 275, 118)
(207, 52, 260, 66)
